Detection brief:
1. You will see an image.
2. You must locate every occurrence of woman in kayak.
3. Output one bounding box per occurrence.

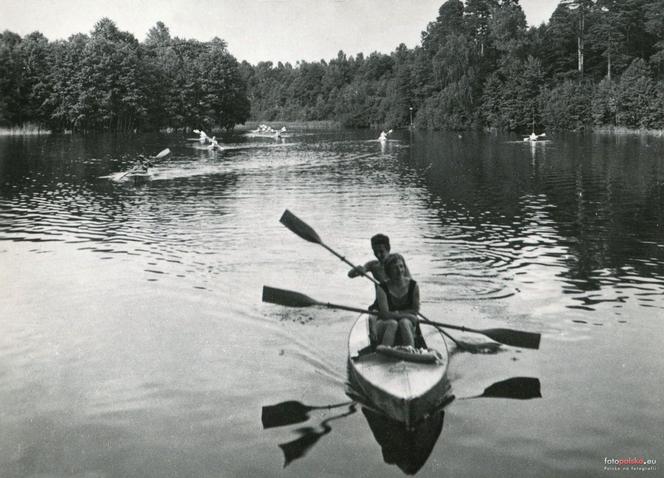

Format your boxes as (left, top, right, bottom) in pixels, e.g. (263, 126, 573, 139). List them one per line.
(371, 253, 420, 348)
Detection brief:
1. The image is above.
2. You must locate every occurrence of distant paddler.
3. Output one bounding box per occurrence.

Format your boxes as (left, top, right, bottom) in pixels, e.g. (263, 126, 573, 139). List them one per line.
(115, 148, 171, 181)
(378, 129, 393, 142)
(208, 136, 223, 151)
(523, 131, 546, 142)
(134, 154, 153, 172)
(193, 129, 209, 143)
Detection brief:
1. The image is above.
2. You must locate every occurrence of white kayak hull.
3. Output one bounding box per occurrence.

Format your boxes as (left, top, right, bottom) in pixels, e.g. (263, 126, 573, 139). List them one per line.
(347, 315, 450, 428)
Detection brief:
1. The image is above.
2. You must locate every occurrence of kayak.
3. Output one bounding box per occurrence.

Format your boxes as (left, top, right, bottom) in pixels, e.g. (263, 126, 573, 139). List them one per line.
(245, 131, 291, 138)
(126, 170, 151, 181)
(347, 315, 450, 428)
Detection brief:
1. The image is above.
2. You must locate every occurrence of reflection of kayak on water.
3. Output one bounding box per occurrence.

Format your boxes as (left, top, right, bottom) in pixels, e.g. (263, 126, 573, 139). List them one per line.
(361, 407, 447, 475)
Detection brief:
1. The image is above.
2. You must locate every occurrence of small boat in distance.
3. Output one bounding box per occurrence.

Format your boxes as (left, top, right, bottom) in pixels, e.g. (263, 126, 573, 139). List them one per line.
(110, 148, 171, 182)
(246, 124, 289, 138)
(378, 129, 393, 142)
(523, 132, 546, 142)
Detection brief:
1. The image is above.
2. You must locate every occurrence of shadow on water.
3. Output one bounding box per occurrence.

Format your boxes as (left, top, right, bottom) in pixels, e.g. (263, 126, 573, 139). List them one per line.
(361, 407, 446, 475)
(260, 376, 541, 473)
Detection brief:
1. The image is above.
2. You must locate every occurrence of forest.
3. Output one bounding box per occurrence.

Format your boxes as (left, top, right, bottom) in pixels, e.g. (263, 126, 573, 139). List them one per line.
(1, 0, 663, 133)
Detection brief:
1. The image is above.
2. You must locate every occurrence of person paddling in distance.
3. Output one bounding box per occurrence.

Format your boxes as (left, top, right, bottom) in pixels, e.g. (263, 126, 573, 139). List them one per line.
(371, 253, 420, 348)
(348, 233, 391, 284)
(134, 154, 153, 173)
(208, 136, 223, 151)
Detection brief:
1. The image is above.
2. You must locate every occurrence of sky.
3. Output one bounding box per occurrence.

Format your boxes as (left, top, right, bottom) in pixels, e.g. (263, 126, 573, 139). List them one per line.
(1, 0, 559, 65)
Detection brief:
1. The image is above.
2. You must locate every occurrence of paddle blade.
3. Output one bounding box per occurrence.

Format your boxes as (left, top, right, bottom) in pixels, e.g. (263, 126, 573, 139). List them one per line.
(193, 129, 200, 134)
(262, 286, 319, 308)
(477, 377, 541, 400)
(154, 148, 171, 159)
(481, 328, 541, 349)
(279, 210, 322, 244)
(262, 401, 313, 429)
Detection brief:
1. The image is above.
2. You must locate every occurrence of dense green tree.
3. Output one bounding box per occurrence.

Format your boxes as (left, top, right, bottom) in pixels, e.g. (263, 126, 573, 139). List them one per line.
(586, 0, 627, 82)
(481, 56, 544, 131)
(421, 0, 466, 53)
(560, 0, 597, 79)
(0, 31, 23, 125)
(643, 0, 664, 77)
(540, 5, 579, 80)
(615, 58, 660, 128)
(2, 4, 664, 134)
(541, 80, 592, 130)
(591, 77, 618, 125)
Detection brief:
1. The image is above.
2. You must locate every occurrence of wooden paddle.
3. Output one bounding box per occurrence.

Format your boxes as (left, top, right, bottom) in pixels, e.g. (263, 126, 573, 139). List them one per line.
(263, 286, 540, 349)
(279, 210, 541, 350)
(117, 148, 171, 180)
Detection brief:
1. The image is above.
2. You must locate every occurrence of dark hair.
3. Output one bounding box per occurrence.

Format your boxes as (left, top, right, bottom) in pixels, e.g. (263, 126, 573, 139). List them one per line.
(370, 233, 390, 250)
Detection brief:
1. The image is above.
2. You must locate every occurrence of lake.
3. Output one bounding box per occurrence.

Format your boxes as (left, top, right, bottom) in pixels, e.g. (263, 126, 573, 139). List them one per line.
(0, 130, 662, 477)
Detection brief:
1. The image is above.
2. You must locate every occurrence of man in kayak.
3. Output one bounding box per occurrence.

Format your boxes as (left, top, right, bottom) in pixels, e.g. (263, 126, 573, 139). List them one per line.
(134, 154, 153, 172)
(348, 233, 390, 283)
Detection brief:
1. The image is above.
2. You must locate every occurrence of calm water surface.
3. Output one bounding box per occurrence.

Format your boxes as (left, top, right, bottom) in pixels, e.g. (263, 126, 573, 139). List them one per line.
(0, 130, 663, 477)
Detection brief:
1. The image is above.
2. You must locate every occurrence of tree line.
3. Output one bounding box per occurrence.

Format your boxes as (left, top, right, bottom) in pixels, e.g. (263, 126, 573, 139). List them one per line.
(1, 1, 663, 133)
(241, 0, 664, 132)
(0, 19, 249, 132)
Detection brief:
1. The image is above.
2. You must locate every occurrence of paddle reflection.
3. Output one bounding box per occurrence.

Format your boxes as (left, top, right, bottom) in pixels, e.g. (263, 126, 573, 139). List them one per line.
(261, 376, 541, 471)
(277, 405, 357, 467)
(261, 400, 353, 429)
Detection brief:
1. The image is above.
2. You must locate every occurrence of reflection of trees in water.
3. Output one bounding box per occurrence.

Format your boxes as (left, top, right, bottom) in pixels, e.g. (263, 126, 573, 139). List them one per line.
(542, 138, 664, 302)
(396, 132, 664, 307)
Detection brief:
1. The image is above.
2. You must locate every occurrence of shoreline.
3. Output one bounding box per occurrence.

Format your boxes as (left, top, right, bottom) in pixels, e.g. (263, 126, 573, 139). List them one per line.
(0, 126, 52, 136)
(592, 126, 664, 137)
(3, 123, 663, 137)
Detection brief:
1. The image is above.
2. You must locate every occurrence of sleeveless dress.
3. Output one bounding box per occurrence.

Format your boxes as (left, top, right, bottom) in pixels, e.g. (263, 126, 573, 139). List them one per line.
(381, 279, 417, 311)
(379, 280, 425, 347)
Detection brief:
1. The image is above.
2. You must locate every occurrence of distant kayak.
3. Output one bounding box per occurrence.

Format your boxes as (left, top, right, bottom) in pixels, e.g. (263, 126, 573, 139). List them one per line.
(245, 131, 292, 138)
(102, 170, 152, 183)
(523, 133, 546, 142)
